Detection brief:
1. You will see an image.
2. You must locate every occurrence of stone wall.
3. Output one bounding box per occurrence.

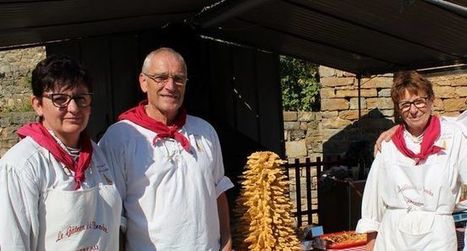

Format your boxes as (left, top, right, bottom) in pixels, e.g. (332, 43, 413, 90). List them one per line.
(0, 47, 45, 156)
(285, 66, 467, 161)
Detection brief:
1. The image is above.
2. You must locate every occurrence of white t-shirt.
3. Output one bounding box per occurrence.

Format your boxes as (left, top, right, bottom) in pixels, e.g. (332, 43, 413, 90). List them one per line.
(98, 115, 234, 251)
(0, 137, 121, 250)
(356, 117, 467, 250)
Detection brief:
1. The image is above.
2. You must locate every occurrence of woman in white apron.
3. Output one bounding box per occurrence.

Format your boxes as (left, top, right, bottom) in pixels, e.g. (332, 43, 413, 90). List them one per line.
(356, 71, 467, 251)
(0, 55, 121, 250)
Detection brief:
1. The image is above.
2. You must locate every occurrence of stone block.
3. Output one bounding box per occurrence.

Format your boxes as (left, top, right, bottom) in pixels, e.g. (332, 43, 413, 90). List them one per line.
(335, 89, 358, 97)
(366, 97, 394, 109)
(450, 77, 467, 86)
(284, 121, 300, 130)
(429, 75, 452, 86)
(443, 98, 467, 111)
(320, 88, 335, 98)
(360, 76, 393, 89)
(434, 86, 456, 98)
(335, 89, 377, 98)
(322, 118, 352, 129)
(321, 98, 349, 111)
(305, 127, 320, 138)
(321, 111, 339, 118)
(443, 111, 461, 117)
(378, 88, 392, 97)
(349, 97, 367, 110)
(341, 71, 356, 77)
(455, 87, 467, 97)
(319, 66, 336, 77)
(0, 65, 11, 74)
(433, 98, 444, 111)
(338, 110, 360, 120)
(309, 143, 323, 154)
(290, 130, 306, 140)
(320, 77, 354, 87)
(306, 138, 323, 152)
(306, 120, 320, 131)
(298, 111, 315, 122)
(283, 111, 297, 121)
(307, 153, 323, 162)
(285, 140, 307, 158)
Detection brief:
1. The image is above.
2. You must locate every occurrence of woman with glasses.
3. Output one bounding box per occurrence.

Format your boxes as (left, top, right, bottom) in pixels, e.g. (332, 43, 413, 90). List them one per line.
(0, 55, 121, 250)
(356, 71, 467, 250)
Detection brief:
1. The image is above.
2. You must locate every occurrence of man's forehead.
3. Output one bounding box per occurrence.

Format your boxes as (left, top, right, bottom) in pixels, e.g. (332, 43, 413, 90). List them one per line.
(150, 52, 186, 72)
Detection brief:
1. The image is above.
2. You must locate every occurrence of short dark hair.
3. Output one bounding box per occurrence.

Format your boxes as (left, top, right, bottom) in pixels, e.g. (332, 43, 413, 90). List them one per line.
(31, 55, 93, 96)
(391, 70, 434, 106)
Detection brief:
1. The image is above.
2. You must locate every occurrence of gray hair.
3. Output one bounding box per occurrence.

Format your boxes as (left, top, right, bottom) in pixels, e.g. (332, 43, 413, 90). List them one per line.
(141, 47, 187, 75)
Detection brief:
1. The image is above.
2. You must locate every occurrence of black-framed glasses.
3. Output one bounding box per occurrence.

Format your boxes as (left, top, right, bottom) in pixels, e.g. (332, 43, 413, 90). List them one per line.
(42, 93, 93, 108)
(142, 72, 188, 86)
(398, 97, 429, 112)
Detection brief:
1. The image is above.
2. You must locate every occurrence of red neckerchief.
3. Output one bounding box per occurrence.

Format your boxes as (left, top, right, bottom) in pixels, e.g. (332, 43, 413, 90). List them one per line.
(17, 122, 93, 189)
(392, 116, 442, 165)
(118, 100, 191, 151)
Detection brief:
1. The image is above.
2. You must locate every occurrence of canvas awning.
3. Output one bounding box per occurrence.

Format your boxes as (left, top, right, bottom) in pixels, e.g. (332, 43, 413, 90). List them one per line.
(0, 0, 218, 49)
(193, 0, 467, 75)
(1, 0, 466, 75)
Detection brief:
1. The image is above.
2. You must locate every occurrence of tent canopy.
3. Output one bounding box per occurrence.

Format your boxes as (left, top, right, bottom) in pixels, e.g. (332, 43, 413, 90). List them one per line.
(1, 0, 466, 75)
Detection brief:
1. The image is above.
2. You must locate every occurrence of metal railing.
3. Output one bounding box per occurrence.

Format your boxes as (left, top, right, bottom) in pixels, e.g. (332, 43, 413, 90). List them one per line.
(282, 156, 349, 227)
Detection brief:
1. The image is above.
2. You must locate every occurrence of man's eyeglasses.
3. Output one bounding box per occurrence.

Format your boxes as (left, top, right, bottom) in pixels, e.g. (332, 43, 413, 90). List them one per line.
(42, 93, 93, 108)
(398, 97, 429, 112)
(142, 72, 188, 86)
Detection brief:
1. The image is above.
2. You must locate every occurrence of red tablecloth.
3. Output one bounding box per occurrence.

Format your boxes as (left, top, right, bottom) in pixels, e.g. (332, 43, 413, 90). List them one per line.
(328, 246, 365, 251)
(328, 228, 465, 251)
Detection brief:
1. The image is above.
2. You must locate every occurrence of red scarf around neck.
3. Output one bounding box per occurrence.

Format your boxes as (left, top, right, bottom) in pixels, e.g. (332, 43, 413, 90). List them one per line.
(17, 122, 93, 189)
(118, 100, 191, 151)
(391, 116, 442, 165)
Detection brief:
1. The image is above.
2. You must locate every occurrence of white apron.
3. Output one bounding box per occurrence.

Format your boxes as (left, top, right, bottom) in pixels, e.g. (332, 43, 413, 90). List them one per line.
(373, 151, 459, 250)
(377, 209, 456, 251)
(38, 170, 121, 251)
(357, 118, 467, 251)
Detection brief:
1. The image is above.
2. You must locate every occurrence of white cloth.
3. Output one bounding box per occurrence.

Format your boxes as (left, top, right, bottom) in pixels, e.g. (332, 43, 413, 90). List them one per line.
(98, 115, 234, 251)
(455, 110, 467, 251)
(0, 137, 121, 251)
(457, 110, 467, 136)
(356, 118, 467, 251)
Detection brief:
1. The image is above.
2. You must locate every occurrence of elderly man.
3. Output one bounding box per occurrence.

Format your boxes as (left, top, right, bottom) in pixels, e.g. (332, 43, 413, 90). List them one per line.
(99, 47, 234, 250)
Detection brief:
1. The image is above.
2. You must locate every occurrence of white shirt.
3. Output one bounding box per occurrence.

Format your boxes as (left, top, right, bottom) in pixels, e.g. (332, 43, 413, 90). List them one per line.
(0, 137, 121, 251)
(356, 117, 467, 250)
(98, 115, 234, 251)
(456, 111, 467, 251)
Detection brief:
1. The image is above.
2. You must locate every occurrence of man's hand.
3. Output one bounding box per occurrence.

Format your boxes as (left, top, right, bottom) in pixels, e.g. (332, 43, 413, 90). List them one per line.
(374, 125, 399, 156)
(218, 193, 233, 251)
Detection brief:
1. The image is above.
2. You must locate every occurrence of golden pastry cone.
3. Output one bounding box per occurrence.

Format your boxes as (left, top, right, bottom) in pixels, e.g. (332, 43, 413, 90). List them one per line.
(233, 151, 301, 250)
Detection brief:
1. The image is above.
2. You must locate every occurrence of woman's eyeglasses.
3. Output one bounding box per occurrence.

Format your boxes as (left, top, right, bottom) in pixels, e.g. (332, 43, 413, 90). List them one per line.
(142, 72, 188, 86)
(398, 97, 429, 112)
(42, 93, 93, 108)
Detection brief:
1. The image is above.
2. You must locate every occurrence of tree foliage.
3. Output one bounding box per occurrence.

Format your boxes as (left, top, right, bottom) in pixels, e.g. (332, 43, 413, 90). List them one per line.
(280, 56, 320, 111)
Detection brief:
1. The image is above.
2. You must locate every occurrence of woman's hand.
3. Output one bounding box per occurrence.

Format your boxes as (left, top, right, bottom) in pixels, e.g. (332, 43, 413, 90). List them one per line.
(374, 125, 399, 156)
(366, 232, 377, 251)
